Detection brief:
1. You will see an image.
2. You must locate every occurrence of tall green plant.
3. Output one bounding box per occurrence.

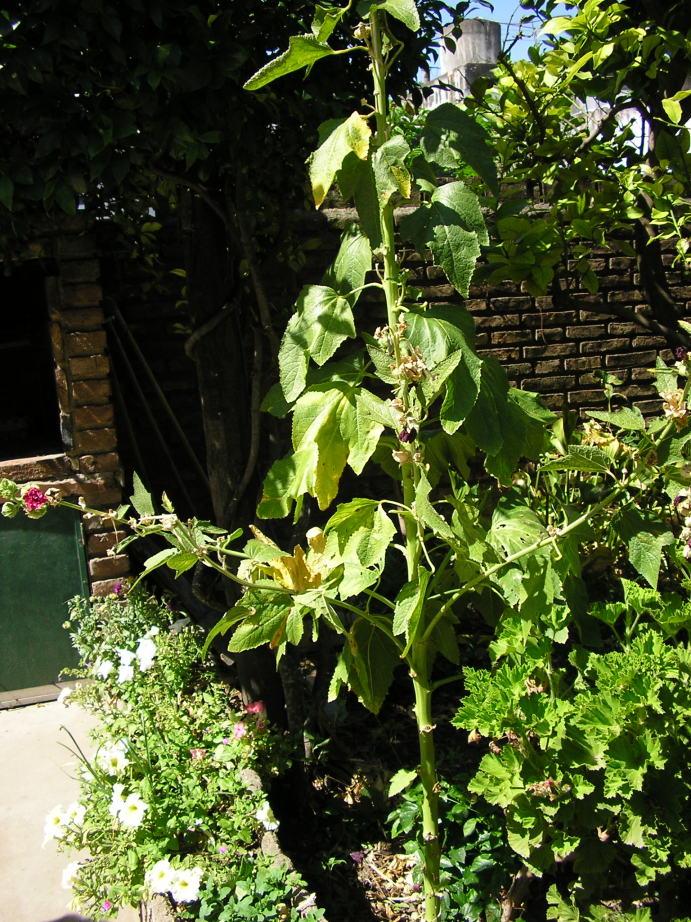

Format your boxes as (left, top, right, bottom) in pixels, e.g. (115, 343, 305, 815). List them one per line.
(5, 2, 691, 920)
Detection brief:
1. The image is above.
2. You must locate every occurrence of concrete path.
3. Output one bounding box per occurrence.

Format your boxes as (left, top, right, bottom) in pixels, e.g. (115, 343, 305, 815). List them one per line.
(0, 698, 138, 922)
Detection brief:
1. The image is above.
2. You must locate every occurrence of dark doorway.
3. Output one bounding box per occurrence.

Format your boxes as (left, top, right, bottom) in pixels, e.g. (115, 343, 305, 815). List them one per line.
(0, 264, 63, 461)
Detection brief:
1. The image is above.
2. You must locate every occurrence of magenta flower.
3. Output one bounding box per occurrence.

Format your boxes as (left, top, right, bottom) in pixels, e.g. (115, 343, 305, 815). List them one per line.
(245, 701, 265, 715)
(233, 722, 247, 740)
(218, 845, 228, 854)
(102, 900, 113, 912)
(112, 581, 124, 596)
(23, 487, 49, 511)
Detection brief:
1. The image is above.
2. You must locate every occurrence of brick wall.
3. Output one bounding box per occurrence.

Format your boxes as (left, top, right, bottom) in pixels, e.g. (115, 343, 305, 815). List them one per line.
(320, 208, 688, 415)
(0, 217, 128, 595)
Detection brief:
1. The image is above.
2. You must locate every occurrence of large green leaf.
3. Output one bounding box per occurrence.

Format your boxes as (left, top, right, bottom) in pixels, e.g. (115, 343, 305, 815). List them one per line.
(130, 471, 155, 516)
(243, 34, 336, 91)
(372, 135, 411, 206)
(228, 602, 291, 652)
(393, 568, 431, 650)
(278, 284, 356, 402)
(414, 470, 455, 542)
(358, 0, 420, 31)
(343, 618, 400, 712)
(338, 153, 383, 248)
(326, 498, 396, 569)
(399, 182, 488, 296)
(321, 225, 372, 304)
(489, 494, 549, 559)
(421, 103, 499, 194)
(541, 445, 613, 474)
(309, 112, 371, 207)
(587, 406, 646, 431)
(406, 304, 483, 430)
(628, 531, 674, 589)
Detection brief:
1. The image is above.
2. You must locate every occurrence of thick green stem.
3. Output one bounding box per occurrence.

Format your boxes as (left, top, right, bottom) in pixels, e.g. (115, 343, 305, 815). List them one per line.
(370, 13, 439, 917)
(411, 648, 442, 921)
(369, 10, 419, 580)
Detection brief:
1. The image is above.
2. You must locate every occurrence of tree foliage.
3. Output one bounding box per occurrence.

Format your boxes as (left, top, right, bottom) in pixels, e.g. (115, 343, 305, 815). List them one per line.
(463, 0, 691, 345)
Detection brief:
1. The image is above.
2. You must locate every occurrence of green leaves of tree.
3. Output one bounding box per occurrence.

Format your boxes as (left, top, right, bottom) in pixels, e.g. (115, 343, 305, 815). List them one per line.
(399, 182, 488, 296)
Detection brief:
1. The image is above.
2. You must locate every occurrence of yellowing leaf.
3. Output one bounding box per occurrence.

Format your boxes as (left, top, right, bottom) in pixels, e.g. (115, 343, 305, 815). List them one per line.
(266, 544, 323, 591)
(309, 112, 371, 207)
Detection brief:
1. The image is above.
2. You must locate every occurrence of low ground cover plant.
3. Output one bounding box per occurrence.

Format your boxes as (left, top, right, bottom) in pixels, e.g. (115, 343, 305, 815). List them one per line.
(45, 587, 322, 922)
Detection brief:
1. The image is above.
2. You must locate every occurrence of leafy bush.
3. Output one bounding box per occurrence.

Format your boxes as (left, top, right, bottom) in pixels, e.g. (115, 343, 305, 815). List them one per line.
(47, 587, 322, 922)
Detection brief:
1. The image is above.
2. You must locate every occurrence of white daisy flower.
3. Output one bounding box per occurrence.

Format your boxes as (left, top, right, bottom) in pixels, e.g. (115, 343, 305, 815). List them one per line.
(169, 867, 203, 903)
(57, 686, 73, 706)
(117, 791, 148, 828)
(94, 659, 114, 679)
(64, 801, 86, 827)
(109, 784, 126, 818)
(117, 663, 134, 684)
(145, 858, 174, 894)
(117, 649, 136, 666)
(255, 802, 279, 832)
(135, 636, 157, 672)
(61, 860, 81, 890)
(43, 805, 67, 845)
(96, 739, 129, 776)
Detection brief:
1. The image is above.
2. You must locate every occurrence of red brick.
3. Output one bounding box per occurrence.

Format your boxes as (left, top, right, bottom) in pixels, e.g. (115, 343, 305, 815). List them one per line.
(607, 322, 638, 335)
(523, 312, 577, 328)
(66, 331, 108, 357)
(491, 330, 533, 345)
(567, 389, 608, 406)
(605, 350, 656, 368)
(73, 428, 117, 453)
(73, 405, 114, 430)
(609, 257, 635, 270)
(631, 336, 666, 349)
(521, 375, 577, 393)
(608, 289, 645, 303)
(61, 308, 106, 331)
(59, 260, 100, 284)
(87, 529, 127, 554)
(474, 314, 520, 329)
(91, 578, 128, 597)
(88, 554, 129, 579)
(72, 379, 111, 405)
(523, 343, 576, 358)
(61, 283, 103, 307)
(534, 360, 563, 375)
(504, 363, 533, 378)
(69, 355, 110, 380)
(565, 356, 602, 371)
(79, 452, 121, 473)
(580, 338, 630, 355)
(565, 324, 607, 340)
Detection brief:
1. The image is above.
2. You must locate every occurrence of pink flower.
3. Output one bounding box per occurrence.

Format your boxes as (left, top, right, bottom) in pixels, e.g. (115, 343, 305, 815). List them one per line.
(189, 748, 207, 760)
(23, 487, 49, 511)
(233, 722, 247, 740)
(245, 701, 265, 715)
(222, 737, 231, 745)
(218, 845, 228, 854)
(102, 900, 113, 912)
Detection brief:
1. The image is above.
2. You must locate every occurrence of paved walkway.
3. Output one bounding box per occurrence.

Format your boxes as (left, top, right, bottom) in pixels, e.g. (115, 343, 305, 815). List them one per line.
(0, 698, 138, 922)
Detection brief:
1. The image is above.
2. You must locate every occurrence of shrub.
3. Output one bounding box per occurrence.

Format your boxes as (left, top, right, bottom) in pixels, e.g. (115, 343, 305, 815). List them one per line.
(48, 587, 323, 922)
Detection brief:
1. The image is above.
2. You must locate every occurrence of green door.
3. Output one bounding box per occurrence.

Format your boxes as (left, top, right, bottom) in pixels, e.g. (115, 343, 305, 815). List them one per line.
(0, 505, 89, 692)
